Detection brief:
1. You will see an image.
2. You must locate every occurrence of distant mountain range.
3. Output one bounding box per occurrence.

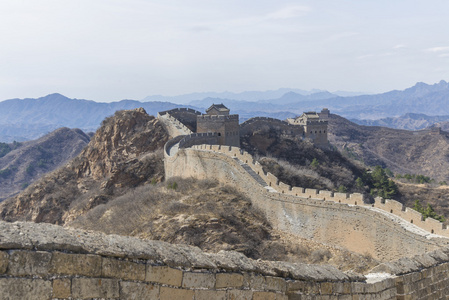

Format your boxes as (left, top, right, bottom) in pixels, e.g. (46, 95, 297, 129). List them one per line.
(351, 113, 449, 131)
(0, 94, 185, 142)
(142, 88, 365, 103)
(0, 80, 448, 142)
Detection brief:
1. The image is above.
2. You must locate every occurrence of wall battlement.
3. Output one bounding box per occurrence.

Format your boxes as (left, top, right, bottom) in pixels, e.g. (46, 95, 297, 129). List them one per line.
(197, 114, 239, 121)
(157, 107, 202, 117)
(188, 144, 448, 239)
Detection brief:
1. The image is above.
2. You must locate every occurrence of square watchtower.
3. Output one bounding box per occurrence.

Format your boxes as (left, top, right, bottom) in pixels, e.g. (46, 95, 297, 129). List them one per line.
(197, 104, 240, 147)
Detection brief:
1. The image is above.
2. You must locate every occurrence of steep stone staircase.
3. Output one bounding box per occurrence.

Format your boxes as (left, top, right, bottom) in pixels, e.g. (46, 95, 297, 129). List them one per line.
(233, 158, 269, 187)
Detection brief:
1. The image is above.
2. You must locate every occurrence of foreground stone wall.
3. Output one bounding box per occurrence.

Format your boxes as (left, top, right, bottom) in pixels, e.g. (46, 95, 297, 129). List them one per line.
(1, 220, 401, 300)
(3, 221, 449, 299)
(165, 144, 449, 261)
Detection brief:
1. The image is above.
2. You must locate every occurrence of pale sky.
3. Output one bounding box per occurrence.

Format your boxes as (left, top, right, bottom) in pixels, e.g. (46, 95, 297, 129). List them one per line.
(0, 0, 448, 102)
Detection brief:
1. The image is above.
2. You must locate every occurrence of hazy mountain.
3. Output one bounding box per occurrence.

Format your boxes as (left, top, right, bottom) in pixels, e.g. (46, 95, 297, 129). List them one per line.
(328, 114, 449, 182)
(0, 93, 186, 142)
(142, 88, 319, 103)
(351, 113, 449, 130)
(0, 127, 90, 201)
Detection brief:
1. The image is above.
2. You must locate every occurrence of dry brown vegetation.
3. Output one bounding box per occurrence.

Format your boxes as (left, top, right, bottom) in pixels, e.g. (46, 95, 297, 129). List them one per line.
(69, 177, 378, 273)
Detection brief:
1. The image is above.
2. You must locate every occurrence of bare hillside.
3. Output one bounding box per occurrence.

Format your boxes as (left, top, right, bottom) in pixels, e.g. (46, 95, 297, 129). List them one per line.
(0, 128, 90, 201)
(328, 114, 449, 182)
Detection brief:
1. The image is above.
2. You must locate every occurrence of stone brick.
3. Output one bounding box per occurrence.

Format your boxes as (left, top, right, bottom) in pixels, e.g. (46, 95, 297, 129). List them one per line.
(265, 276, 286, 292)
(182, 271, 215, 289)
(227, 289, 253, 300)
(343, 282, 352, 294)
(72, 278, 119, 299)
(120, 281, 159, 300)
(50, 252, 101, 276)
(253, 291, 277, 300)
(351, 282, 366, 293)
(0, 278, 51, 300)
(320, 282, 333, 294)
(7, 250, 51, 276)
(332, 282, 344, 294)
(0, 251, 8, 274)
(247, 273, 266, 290)
(215, 273, 243, 288)
(146, 265, 183, 286)
(160, 286, 194, 300)
(287, 280, 320, 294)
(102, 257, 145, 281)
(195, 289, 227, 300)
(52, 278, 71, 299)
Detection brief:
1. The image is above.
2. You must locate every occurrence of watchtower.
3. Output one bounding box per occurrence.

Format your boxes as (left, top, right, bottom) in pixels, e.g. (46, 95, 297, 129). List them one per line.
(287, 108, 329, 147)
(197, 104, 240, 147)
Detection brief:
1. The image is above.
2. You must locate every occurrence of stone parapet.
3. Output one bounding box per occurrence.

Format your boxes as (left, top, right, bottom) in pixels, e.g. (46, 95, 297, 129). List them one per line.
(2, 220, 449, 298)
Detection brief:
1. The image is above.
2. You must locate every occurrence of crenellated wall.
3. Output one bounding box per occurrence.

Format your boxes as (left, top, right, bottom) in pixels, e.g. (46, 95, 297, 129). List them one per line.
(165, 143, 449, 261)
(188, 144, 449, 239)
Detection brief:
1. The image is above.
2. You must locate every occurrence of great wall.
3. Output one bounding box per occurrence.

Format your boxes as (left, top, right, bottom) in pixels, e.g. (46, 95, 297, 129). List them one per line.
(2, 107, 449, 299)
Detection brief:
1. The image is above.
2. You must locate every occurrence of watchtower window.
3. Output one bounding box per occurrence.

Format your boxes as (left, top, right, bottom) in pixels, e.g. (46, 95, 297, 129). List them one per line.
(218, 133, 221, 136)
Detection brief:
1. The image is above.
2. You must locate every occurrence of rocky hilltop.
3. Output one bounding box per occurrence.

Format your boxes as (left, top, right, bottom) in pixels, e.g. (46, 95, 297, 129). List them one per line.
(0, 108, 169, 224)
(0, 128, 90, 201)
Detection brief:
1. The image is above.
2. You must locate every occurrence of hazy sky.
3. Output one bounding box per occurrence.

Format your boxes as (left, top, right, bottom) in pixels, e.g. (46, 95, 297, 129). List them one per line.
(1, 0, 448, 102)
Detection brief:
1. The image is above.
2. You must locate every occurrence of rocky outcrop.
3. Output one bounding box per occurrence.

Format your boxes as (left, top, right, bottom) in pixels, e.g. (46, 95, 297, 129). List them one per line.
(0, 108, 169, 224)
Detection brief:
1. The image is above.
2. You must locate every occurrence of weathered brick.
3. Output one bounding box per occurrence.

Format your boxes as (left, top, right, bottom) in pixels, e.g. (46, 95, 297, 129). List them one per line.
(7, 250, 51, 276)
(321, 282, 333, 294)
(72, 278, 119, 299)
(227, 289, 253, 300)
(265, 276, 286, 292)
(49, 252, 101, 276)
(215, 273, 243, 288)
(120, 281, 159, 300)
(287, 280, 320, 294)
(0, 251, 8, 274)
(247, 273, 266, 290)
(160, 286, 194, 300)
(182, 271, 215, 289)
(0, 278, 51, 300)
(52, 278, 71, 299)
(195, 289, 226, 300)
(146, 265, 183, 286)
(253, 291, 277, 300)
(102, 257, 145, 281)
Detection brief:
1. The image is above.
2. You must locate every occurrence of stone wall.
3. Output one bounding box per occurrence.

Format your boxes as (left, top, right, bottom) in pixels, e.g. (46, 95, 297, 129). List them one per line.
(165, 144, 449, 261)
(178, 132, 219, 149)
(188, 144, 449, 239)
(0, 220, 397, 300)
(158, 108, 202, 132)
(3, 221, 449, 299)
(240, 117, 303, 137)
